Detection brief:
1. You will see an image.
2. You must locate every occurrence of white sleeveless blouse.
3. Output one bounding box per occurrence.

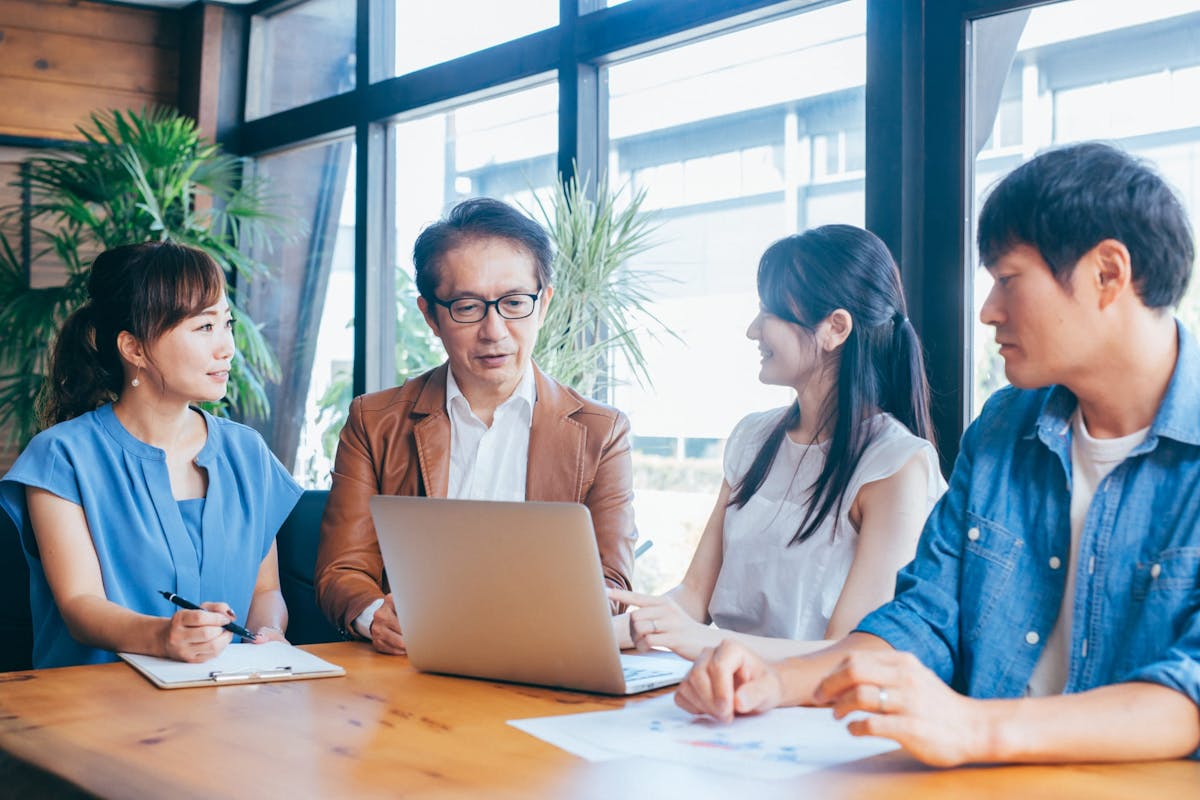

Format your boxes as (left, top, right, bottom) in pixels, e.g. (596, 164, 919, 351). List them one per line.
(708, 408, 945, 641)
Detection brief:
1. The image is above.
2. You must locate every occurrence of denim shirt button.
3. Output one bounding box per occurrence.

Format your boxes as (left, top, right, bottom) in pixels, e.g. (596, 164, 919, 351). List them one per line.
(1150, 563, 1162, 578)
(1025, 631, 1039, 645)
(1048, 556, 1062, 569)
(967, 527, 981, 541)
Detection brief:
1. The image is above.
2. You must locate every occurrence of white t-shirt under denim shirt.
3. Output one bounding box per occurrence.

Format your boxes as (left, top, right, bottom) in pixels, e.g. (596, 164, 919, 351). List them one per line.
(708, 408, 945, 642)
(353, 365, 536, 638)
(1027, 408, 1148, 696)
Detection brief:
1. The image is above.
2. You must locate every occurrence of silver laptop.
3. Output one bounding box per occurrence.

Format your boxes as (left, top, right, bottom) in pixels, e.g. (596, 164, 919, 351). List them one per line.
(369, 495, 691, 695)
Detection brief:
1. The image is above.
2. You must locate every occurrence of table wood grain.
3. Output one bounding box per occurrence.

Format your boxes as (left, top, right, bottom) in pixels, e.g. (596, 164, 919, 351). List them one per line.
(1, 642, 1197, 800)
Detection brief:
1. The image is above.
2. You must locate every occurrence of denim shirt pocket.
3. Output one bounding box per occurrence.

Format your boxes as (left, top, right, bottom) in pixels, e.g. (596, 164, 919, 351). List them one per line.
(961, 512, 1025, 642)
(1132, 547, 1200, 600)
(1120, 547, 1200, 675)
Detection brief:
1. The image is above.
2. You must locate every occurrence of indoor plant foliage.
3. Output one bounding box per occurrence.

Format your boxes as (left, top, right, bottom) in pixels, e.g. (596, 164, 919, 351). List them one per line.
(0, 107, 290, 448)
(529, 173, 667, 399)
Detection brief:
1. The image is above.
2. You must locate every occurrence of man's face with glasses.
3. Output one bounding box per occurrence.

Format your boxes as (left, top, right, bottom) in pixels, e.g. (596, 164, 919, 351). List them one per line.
(417, 236, 553, 406)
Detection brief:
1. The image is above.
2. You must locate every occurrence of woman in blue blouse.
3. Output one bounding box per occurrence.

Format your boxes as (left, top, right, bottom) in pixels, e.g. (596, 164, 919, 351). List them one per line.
(0, 241, 302, 668)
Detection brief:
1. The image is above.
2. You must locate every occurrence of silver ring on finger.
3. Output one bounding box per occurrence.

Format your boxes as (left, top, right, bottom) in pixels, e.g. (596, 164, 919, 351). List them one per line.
(651, 619, 659, 634)
(877, 687, 890, 713)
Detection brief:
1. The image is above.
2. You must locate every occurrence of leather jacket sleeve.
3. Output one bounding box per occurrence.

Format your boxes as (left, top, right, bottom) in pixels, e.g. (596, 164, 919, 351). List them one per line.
(586, 410, 637, 611)
(314, 395, 387, 635)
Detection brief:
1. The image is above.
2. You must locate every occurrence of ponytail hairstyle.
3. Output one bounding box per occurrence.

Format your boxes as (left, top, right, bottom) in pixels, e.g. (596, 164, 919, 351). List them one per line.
(39, 241, 226, 427)
(729, 225, 935, 546)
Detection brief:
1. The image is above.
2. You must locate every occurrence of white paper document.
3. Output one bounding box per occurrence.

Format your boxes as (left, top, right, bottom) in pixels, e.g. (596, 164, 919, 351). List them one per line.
(119, 642, 345, 688)
(509, 694, 899, 779)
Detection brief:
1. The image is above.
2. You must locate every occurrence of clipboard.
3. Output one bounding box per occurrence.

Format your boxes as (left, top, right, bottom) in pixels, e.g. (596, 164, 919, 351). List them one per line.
(119, 641, 345, 689)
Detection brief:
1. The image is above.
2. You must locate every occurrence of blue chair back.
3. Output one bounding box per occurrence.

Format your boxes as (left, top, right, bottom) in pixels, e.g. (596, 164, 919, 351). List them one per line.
(276, 489, 343, 644)
(0, 510, 32, 671)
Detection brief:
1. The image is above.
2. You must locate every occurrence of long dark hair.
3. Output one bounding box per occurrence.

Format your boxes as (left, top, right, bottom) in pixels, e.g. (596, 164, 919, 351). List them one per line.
(729, 225, 934, 546)
(39, 241, 226, 427)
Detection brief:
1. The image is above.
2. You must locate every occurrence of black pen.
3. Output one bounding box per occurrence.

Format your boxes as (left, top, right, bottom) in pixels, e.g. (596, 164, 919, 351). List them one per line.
(159, 590, 257, 640)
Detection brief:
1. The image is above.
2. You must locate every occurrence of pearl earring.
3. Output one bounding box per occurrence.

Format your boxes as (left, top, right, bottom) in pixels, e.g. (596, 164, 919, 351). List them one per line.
(131, 367, 141, 388)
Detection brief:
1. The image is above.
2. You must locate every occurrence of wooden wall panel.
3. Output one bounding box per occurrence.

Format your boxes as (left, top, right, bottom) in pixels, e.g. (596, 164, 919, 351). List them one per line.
(0, 0, 177, 48)
(0, 77, 176, 140)
(0, 26, 178, 94)
(0, 0, 180, 141)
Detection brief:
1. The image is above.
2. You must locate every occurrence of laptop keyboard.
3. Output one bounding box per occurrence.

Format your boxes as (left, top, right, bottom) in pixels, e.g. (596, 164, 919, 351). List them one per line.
(622, 665, 676, 682)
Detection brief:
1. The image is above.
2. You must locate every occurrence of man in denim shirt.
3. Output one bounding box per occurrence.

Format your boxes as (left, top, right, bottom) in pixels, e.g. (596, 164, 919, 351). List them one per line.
(674, 142, 1200, 765)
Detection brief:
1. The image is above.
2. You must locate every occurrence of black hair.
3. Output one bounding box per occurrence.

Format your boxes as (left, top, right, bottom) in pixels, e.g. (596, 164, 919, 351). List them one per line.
(39, 241, 226, 426)
(977, 141, 1194, 308)
(412, 197, 553, 302)
(729, 224, 935, 546)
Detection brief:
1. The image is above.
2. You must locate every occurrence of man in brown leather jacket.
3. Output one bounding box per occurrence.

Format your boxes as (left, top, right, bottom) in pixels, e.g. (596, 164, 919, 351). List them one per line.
(315, 197, 636, 653)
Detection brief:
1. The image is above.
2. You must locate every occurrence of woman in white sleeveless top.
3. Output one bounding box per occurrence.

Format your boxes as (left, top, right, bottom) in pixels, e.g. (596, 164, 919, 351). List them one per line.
(611, 225, 946, 659)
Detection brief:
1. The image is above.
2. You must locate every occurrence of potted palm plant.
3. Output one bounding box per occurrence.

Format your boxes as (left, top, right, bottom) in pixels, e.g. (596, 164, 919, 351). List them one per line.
(529, 172, 667, 399)
(0, 107, 291, 448)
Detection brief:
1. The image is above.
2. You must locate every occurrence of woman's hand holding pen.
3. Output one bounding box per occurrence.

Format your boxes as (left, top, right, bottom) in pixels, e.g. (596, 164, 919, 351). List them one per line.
(607, 589, 722, 660)
(160, 601, 235, 663)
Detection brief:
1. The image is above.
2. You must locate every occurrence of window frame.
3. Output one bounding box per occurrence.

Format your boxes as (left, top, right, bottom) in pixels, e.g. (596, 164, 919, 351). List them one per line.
(225, 0, 1077, 470)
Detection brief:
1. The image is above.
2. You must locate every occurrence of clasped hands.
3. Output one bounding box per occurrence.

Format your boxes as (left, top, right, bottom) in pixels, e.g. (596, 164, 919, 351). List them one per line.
(674, 641, 991, 767)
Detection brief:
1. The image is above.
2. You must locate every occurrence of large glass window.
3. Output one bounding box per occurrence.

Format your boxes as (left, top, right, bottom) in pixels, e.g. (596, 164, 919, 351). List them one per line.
(384, 1, 557, 77)
(969, 0, 1200, 417)
(245, 0, 357, 121)
(245, 136, 357, 488)
(605, 0, 866, 594)
(385, 80, 559, 394)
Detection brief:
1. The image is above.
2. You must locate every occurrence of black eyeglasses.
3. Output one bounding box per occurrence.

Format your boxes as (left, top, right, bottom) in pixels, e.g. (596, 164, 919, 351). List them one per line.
(431, 289, 542, 324)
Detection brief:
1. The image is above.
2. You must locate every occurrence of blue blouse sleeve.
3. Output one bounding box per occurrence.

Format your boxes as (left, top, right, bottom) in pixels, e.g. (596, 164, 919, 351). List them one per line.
(257, 438, 303, 560)
(0, 430, 83, 556)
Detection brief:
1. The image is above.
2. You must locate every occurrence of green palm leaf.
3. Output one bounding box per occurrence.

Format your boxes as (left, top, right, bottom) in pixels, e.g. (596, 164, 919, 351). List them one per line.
(528, 171, 675, 398)
(0, 107, 295, 448)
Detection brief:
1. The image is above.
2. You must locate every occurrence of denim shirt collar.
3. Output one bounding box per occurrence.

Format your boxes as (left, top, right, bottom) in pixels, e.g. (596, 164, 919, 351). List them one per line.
(1030, 319, 1200, 464)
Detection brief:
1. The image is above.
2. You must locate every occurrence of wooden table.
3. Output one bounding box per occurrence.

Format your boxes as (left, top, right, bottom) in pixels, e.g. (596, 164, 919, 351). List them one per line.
(1, 642, 1197, 799)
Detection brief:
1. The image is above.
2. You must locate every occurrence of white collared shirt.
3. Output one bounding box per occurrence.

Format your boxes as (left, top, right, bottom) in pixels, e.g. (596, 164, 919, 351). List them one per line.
(445, 364, 535, 501)
(354, 365, 537, 638)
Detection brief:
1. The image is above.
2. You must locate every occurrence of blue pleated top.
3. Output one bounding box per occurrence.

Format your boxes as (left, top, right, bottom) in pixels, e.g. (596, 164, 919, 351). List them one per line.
(0, 404, 302, 668)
